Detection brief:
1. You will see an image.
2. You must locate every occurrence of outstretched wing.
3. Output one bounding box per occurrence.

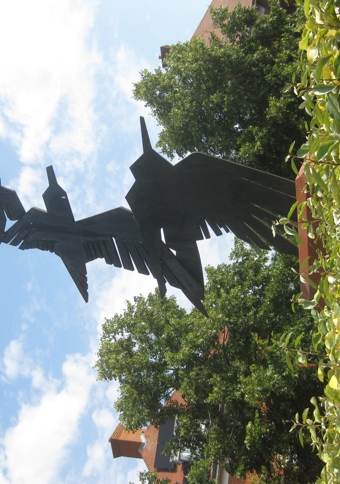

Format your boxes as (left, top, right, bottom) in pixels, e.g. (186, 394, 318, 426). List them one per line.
(75, 207, 150, 274)
(167, 152, 297, 255)
(128, 145, 297, 256)
(3, 208, 89, 302)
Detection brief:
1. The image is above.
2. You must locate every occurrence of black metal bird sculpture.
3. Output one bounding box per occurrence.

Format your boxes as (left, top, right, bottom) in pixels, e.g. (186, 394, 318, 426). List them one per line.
(0, 117, 297, 314)
(126, 118, 297, 309)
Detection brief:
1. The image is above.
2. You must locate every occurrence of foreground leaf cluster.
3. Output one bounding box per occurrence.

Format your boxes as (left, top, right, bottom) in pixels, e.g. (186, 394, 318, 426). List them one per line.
(285, 0, 340, 482)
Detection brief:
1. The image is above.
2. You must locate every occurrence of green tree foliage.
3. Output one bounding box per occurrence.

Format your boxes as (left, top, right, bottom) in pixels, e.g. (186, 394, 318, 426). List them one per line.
(133, 1, 308, 177)
(134, 471, 172, 484)
(96, 243, 323, 483)
(186, 459, 215, 484)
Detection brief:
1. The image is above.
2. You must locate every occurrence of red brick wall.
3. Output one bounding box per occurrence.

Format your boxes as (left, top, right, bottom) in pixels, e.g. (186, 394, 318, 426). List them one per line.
(109, 424, 144, 459)
(192, 0, 253, 42)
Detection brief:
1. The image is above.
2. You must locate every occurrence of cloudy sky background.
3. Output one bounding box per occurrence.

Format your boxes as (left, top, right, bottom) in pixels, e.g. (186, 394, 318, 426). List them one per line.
(0, 2, 234, 483)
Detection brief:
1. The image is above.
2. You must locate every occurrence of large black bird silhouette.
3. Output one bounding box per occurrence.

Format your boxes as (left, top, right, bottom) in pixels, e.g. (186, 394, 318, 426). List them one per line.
(0, 118, 296, 314)
(126, 118, 296, 302)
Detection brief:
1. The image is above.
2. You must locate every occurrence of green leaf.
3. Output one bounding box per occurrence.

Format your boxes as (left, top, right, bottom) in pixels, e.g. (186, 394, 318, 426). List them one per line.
(285, 351, 294, 372)
(294, 332, 304, 348)
(324, 383, 340, 402)
(289, 140, 296, 154)
(316, 140, 337, 160)
(334, 55, 340, 77)
(291, 157, 299, 175)
(314, 103, 325, 126)
(298, 427, 304, 447)
(283, 224, 296, 236)
(327, 91, 340, 122)
(284, 332, 292, 347)
(299, 31, 310, 51)
(304, 0, 310, 16)
(309, 136, 322, 156)
(328, 374, 339, 390)
(312, 332, 322, 350)
(298, 201, 307, 219)
(313, 84, 336, 95)
(297, 145, 310, 158)
(300, 299, 317, 310)
(302, 407, 309, 424)
(307, 45, 318, 63)
(318, 365, 324, 382)
(331, 171, 340, 206)
(315, 55, 331, 82)
(288, 201, 298, 220)
(312, 167, 328, 189)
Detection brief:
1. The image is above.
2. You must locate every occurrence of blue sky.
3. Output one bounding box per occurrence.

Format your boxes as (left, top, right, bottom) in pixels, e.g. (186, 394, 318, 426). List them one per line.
(0, 2, 233, 483)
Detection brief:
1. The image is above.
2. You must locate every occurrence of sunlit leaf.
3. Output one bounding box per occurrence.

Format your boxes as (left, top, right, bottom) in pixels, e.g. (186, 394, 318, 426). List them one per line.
(313, 84, 337, 95)
(328, 374, 339, 390)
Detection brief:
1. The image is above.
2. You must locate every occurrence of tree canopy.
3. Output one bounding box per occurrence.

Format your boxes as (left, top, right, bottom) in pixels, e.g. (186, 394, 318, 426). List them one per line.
(133, 1, 308, 177)
(96, 242, 323, 483)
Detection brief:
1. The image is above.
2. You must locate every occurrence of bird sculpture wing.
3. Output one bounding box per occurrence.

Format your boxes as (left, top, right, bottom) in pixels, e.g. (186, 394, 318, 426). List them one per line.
(127, 117, 297, 256)
(167, 151, 297, 254)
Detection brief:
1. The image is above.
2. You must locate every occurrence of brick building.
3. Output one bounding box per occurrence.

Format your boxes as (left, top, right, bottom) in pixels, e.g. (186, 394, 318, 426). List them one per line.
(191, 0, 254, 43)
(109, 390, 254, 484)
(109, 391, 188, 484)
(160, 0, 269, 65)
(191, 0, 295, 43)
(109, 418, 254, 484)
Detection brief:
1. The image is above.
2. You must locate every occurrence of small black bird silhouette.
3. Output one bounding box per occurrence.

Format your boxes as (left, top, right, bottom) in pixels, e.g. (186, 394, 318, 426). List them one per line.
(0, 118, 296, 314)
(1, 165, 205, 310)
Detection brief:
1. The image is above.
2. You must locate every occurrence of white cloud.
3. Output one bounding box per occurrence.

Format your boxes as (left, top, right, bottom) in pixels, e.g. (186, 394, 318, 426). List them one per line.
(198, 233, 235, 278)
(0, 0, 97, 156)
(105, 43, 155, 133)
(2, 339, 31, 381)
(0, 0, 101, 206)
(80, 378, 146, 484)
(83, 439, 107, 479)
(0, 353, 95, 484)
(92, 408, 116, 430)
